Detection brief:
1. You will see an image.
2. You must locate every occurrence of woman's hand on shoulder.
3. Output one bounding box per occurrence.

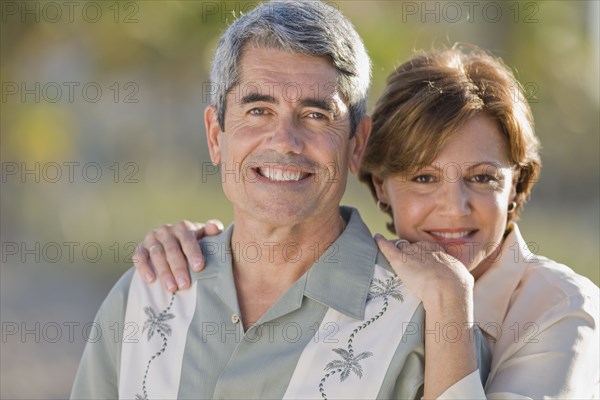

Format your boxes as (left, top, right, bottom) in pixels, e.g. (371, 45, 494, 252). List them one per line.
(133, 219, 223, 292)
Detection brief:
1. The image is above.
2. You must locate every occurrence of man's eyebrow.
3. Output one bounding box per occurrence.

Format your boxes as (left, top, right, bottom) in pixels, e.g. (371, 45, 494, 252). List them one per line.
(240, 93, 278, 105)
(299, 98, 337, 114)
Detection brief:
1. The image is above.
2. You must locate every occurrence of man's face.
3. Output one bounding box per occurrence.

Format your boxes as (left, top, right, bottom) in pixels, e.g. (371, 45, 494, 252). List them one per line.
(205, 46, 368, 227)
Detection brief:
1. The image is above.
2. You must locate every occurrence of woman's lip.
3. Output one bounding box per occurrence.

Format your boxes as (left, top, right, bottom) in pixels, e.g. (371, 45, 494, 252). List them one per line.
(426, 229, 478, 244)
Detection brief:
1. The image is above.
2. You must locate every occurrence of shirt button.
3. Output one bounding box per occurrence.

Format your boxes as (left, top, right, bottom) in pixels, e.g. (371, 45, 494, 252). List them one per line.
(231, 313, 240, 324)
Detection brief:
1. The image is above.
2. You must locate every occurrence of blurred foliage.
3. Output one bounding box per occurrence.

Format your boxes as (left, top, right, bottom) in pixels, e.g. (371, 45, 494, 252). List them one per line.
(2, 0, 597, 280)
(0, 2, 598, 396)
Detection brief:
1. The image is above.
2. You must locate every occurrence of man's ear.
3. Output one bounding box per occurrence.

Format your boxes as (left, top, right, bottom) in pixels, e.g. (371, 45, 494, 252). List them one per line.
(205, 105, 222, 164)
(348, 116, 372, 174)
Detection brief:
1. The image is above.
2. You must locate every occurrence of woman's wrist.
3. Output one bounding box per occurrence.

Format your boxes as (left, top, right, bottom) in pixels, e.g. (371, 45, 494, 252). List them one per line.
(421, 280, 473, 317)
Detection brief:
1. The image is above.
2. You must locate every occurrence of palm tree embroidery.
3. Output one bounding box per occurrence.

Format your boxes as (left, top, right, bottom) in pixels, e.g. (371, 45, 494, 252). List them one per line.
(142, 306, 175, 340)
(324, 348, 373, 381)
(367, 277, 403, 303)
(136, 293, 176, 400)
(319, 276, 403, 399)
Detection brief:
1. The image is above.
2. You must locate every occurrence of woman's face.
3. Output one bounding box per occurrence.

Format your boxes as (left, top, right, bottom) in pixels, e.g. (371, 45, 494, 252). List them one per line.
(374, 114, 518, 277)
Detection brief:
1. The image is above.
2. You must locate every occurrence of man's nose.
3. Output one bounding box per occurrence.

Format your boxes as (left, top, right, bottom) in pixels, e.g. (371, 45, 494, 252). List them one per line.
(268, 115, 304, 154)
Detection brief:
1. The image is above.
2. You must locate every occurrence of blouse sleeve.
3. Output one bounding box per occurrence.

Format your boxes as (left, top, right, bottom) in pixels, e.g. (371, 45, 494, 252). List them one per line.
(484, 263, 599, 399)
(438, 284, 599, 400)
(437, 370, 487, 399)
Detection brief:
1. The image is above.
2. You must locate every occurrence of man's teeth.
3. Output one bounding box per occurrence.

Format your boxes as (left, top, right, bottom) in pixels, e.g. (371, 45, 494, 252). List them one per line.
(431, 231, 471, 239)
(259, 168, 303, 182)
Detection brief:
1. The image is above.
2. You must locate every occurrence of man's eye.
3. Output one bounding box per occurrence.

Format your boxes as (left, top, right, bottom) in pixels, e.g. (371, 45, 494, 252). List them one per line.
(307, 111, 329, 120)
(412, 174, 436, 184)
(248, 108, 267, 116)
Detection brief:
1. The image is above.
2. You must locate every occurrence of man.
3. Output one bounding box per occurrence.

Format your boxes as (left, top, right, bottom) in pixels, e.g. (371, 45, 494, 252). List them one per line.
(71, 1, 485, 398)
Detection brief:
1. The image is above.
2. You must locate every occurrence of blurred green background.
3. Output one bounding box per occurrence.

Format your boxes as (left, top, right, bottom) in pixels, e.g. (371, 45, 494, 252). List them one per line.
(1, 1, 598, 398)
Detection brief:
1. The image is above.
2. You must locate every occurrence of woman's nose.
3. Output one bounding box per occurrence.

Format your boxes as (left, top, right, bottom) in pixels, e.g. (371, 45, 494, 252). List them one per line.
(437, 180, 472, 217)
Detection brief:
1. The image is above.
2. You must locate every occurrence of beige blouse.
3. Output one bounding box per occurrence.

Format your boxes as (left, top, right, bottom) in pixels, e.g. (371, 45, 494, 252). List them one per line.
(440, 224, 599, 399)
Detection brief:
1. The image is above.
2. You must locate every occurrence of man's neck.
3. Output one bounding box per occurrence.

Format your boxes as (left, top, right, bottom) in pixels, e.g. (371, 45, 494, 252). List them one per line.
(230, 209, 346, 330)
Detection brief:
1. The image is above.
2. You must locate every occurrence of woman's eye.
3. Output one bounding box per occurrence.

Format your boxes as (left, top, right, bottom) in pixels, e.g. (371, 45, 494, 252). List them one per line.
(412, 174, 436, 184)
(471, 174, 496, 184)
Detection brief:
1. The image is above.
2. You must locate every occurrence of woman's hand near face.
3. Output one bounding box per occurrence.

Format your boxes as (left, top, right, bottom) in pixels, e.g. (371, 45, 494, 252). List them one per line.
(375, 234, 478, 399)
(133, 219, 224, 292)
(374, 234, 474, 308)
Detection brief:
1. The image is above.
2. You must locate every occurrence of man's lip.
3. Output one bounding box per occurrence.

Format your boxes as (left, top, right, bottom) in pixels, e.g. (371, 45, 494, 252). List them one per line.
(252, 165, 313, 183)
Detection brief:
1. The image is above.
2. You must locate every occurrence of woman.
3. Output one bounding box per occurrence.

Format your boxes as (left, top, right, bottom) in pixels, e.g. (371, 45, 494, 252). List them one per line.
(134, 45, 599, 397)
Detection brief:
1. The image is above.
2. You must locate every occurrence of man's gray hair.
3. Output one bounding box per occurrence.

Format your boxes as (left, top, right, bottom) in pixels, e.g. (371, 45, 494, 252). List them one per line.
(210, 0, 371, 136)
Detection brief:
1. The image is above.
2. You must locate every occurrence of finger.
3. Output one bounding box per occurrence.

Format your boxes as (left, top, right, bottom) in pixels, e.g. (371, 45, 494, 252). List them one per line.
(433, 250, 463, 268)
(154, 230, 194, 290)
(205, 219, 224, 234)
(394, 238, 410, 250)
(189, 219, 223, 240)
(374, 233, 404, 267)
(191, 222, 206, 240)
(411, 241, 449, 264)
(417, 240, 444, 253)
(174, 221, 205, 273)
(147, 241, 178, 292)
(132, 244, 156, 284)
(375, 234, 425, 278)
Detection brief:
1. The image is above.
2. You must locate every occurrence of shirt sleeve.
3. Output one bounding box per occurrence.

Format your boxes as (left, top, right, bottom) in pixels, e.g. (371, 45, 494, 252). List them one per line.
(70, 268, 134, 399)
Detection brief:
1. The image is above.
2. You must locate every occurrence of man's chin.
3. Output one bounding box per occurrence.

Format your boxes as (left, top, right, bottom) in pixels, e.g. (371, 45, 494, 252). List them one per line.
(242, 204, 316, 226)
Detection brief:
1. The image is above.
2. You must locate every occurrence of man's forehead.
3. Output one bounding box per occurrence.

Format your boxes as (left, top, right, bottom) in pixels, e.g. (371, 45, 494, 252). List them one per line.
(238, 47, 337, 84)
(232, 80, 339, 100)
(225, 47, 347, 108)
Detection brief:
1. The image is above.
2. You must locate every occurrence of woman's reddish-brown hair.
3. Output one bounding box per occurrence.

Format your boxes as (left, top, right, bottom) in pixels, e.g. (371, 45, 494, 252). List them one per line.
(359, 44, 541, 233)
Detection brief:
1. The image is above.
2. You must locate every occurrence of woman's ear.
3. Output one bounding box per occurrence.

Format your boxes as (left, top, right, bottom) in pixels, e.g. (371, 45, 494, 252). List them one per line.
(509, 168, 520, 203)
(371, 174, 389, 204)
(205, 105, 222, 165)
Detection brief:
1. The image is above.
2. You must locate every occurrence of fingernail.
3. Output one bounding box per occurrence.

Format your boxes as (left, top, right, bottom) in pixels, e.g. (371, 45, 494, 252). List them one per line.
(166, 278, 177, 291)
(208, 219, 224, 230)
(192, 257, 203, 271)
(145, 273, 155, 283)
(177, 276, 188, 288)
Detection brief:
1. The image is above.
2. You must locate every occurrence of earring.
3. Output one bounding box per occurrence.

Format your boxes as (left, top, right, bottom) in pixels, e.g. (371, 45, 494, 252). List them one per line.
(508, 201, 517, 213)
(376, 200, 390, 211)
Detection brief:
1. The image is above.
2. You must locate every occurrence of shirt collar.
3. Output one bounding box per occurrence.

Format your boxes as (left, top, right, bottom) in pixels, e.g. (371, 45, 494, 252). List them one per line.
(191, 225, 239, 314)
(191, 206, 378, 321)
(473, 224, 531, 332)
(304, 206, 377, 320)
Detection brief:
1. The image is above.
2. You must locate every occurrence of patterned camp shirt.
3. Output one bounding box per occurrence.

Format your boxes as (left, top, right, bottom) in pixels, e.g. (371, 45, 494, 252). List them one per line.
(71, 206, 488, 399)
